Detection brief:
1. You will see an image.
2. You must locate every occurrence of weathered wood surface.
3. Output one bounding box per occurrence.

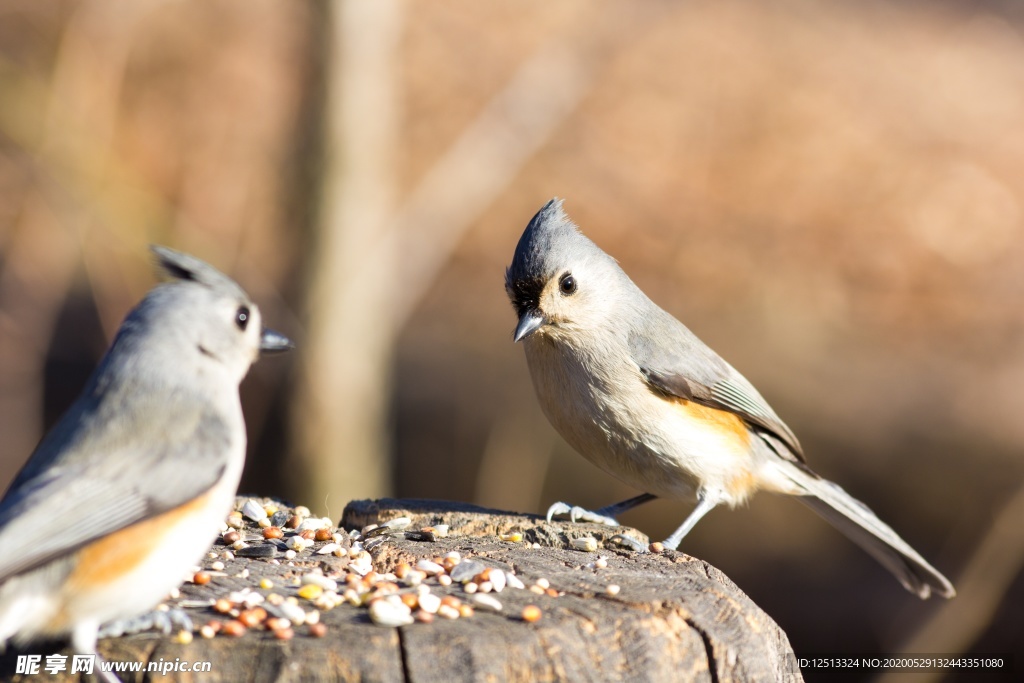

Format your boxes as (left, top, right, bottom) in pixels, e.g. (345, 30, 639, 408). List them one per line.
(0, 498, 802, 683)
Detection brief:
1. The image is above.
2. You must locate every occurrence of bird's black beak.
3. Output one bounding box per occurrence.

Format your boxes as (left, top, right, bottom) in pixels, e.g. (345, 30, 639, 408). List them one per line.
(259, 328, 294, 354)
(513, 310, 546, 343)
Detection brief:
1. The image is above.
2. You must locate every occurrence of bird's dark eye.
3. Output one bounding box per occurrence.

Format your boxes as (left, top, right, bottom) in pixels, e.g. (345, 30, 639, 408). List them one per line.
(559, 273, 577, 296)
(235, 306, 250, 331)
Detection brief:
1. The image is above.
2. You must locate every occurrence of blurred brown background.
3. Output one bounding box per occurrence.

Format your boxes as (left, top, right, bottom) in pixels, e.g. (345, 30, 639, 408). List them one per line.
(1, 1, 1022, 680)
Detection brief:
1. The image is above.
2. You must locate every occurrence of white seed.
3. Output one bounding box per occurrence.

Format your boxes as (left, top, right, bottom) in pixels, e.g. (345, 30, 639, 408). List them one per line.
(606, 584, 621, 596)
(478, 581, 492, 593)
(471, 594, 503, 612)
(317, 543, 340, 555)
(284, 549, 297, 560)
(241, 499, 268, 522)
(464, 582, 478, 594)
(350, 553, 373, 576)
(536, 578, 550, 589)
(595, 557, 608, 569)
(417, 592, 441, 614)
(278, 601, 307, 625)
(258, 519, 271, 528)
(402, 570, 425, 586)
(294, 506, 311, 518)
(432, 525, 449, 538)
(438, 575, 452, 587)
(383, 517, 411, 530)
(369, 599, 414, 627)
(416, 560, 444, 575)
(572, 537, 598, 552)
(299, 517, 329, 532)
(443, 551, 462, 563)
(505, 572, 525, 590)
(437, 604, 460, 620)
(210, 561, 225, 572)
(489, 571, 506, 593)
(286, 536, 312, 551)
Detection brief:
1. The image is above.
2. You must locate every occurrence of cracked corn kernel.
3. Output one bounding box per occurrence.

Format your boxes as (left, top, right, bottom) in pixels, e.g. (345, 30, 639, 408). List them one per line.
(238, 608, 267, 627)
(221, 620, 246, 637)
(521, 605, 542, 623)
(298, 584, 323, 600)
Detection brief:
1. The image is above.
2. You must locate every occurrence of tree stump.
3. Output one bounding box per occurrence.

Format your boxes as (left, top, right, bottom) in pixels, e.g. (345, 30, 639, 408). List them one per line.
(0, 498, 801, 682)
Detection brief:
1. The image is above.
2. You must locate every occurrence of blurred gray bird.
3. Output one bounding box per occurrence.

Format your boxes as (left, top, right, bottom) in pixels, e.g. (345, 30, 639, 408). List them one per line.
(506, 199, 954, 599)
(0, 247, 292, 665)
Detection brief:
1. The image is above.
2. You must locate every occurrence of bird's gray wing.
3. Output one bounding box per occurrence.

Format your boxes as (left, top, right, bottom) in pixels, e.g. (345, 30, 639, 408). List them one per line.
(628, 311, 804, 461)
(0, 390, 231, 581)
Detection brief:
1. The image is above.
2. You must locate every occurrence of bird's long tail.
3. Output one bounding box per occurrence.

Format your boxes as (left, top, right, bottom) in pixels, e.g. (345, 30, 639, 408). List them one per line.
(779, 463, 955, 599)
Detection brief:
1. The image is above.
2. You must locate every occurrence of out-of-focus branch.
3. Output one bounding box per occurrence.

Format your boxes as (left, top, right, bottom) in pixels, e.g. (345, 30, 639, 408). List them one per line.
(874, 482, 1024, 683)
(291, 0, 404, 511)
(0, 1, 160, 490)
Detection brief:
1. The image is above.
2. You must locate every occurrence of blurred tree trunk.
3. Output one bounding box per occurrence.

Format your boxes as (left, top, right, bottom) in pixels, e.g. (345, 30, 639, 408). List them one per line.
(290, 0, 404, 513)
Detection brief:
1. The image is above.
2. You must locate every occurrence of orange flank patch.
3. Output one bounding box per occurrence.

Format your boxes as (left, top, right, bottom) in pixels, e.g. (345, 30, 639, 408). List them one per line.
(726, 470, 757, 499)
(66, 490, 215, 589)
(673, 399, 752, 447)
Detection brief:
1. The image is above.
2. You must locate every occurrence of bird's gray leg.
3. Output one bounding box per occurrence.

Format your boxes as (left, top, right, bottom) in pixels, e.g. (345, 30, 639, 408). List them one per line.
(546, 493, 657, 526)
(98, 608, 193, 639)
(662, 494, 719, 550)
